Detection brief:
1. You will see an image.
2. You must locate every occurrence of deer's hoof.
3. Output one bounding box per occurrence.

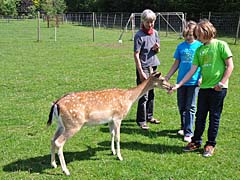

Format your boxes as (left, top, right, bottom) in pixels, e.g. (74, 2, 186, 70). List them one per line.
(51, 162, 57, 168)
(63, 169, 70, 176)
(112, 149, 116, 155)
(118, 155, 123, 161)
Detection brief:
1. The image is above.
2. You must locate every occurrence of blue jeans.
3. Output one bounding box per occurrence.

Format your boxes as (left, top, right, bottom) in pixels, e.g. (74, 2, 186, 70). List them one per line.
(177, 85, 198, 136)
(192, 88, 227, 147)
(136, 66, 157, 125)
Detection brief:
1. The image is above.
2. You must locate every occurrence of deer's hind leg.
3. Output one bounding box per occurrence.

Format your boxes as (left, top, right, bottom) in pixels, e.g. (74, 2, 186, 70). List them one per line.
(51, 123, 64, 169)
(54, 125, 83, 176)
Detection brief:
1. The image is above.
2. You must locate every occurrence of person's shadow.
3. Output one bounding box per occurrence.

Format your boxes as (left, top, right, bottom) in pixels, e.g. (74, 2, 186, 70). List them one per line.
(100, 119, 182, 140)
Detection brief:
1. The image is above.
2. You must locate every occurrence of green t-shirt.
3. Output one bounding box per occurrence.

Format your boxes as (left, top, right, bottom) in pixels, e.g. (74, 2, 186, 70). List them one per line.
(193, 39, 232, 89)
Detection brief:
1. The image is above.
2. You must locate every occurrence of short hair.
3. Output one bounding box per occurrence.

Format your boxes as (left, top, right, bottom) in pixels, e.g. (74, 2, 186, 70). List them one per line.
(141, 9, 156, 22)
(182, 20, 197, 37)
(194, 19, 217, 40)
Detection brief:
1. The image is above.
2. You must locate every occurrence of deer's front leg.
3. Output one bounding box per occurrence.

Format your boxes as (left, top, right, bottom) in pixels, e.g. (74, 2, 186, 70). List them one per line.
(114, 120, 123, 161)
(109, 122, 116, 155)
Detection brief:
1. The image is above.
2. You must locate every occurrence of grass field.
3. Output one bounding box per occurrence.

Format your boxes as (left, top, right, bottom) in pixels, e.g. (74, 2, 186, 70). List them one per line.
(0, 19, 240, 180)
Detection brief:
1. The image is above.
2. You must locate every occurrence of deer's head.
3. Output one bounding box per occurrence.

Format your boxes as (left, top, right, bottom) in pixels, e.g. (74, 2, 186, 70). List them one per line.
(152, 72, 172, 91)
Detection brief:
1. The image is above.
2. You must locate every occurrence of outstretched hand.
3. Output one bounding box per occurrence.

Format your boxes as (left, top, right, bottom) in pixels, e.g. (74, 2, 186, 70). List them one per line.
(168, 84, 181, 94)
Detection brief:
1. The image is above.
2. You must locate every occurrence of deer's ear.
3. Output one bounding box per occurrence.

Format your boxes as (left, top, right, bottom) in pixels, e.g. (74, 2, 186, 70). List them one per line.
(153, 72, 161, 78)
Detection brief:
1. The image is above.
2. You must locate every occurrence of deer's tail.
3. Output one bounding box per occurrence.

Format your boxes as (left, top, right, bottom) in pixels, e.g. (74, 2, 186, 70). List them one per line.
(47, 103, 59, 127)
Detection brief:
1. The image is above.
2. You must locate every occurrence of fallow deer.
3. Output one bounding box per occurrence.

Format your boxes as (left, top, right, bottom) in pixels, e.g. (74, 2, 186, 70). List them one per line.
(47, 72, 171, 175)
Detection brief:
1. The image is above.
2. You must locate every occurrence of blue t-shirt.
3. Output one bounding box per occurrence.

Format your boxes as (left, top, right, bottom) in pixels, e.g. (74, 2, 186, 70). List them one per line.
(174, 40, 202, 85)
(134, 29, 160, 68)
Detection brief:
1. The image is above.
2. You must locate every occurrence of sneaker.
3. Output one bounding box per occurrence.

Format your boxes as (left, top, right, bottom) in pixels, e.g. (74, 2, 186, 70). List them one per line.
(139, 124, 149, 130)
(183, 142, 201, 152)
(147, 118, 160, 124)
(184, 136, 192, 143)
(177, 129, 184, 136)
(203, 145, 215, 157)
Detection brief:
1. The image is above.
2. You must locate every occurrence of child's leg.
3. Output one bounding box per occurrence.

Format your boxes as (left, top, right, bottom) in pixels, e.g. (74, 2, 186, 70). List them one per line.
(192, 89, 209, 144)
(207, 89, 227, 147)
(184, 86, 198, 136)
(177, 86, 187, 131)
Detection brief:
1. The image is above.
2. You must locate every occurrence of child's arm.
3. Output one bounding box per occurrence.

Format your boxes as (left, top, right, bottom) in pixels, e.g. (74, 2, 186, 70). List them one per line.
(213, 56, 234, 91)
(165, 60, 180, 81)
(169, 64, 198, 92)
(221, 57, 234, 84)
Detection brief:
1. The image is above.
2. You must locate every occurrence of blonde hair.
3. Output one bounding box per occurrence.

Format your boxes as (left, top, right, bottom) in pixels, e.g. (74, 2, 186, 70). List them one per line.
(194, 19, 217, 40)
(141, 9, 156, 22)
(182, 20, 197, 37)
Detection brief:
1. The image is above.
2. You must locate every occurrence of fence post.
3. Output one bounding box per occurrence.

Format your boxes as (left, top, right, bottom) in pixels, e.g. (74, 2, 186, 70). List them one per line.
(120, 13, 123, 29)
(234, 15, 240, 45)
(166, 13, 169, 37)
(113, 13, 116, 28)
(208, 11, 211, 21)
(54, 26, 57, 42)
(131, 14, 135, 40)
(107, 14, 109, 27)
(37, 11, 40, 42)
(92, 12, 95, 42)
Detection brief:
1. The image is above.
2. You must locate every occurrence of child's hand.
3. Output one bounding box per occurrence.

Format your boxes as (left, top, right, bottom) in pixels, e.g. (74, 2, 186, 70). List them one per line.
(168, 84, 180, 94)
(213, 84, 222, 91)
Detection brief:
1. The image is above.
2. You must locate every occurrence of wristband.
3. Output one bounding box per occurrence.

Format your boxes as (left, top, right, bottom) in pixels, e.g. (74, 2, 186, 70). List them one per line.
(218, 82, 224, 88)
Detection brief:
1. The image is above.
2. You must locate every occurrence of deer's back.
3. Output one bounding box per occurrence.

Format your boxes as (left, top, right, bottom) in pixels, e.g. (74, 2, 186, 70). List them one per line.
(56, 89, 133, 126)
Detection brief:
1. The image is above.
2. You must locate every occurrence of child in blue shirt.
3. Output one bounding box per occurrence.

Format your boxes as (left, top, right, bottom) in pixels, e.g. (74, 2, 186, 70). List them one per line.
(165, 21, 202, 142)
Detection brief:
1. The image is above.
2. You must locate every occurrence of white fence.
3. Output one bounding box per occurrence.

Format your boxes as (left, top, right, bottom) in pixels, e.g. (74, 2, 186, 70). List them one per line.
(0, 12, 239, 44)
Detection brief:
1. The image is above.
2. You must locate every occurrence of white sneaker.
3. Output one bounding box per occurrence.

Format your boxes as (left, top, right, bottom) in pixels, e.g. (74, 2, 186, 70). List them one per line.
(184, 136, 192, 143)
(177, 130, 184, 136)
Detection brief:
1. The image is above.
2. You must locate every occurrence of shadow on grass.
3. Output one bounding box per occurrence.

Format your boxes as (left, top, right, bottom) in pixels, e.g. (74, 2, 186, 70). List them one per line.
(98, 141, 184, 154)
(2, 146, 108, 175)
(3, 140, 183, 175)
(100, 119, 181, 140)
(3, 119, 183, 175)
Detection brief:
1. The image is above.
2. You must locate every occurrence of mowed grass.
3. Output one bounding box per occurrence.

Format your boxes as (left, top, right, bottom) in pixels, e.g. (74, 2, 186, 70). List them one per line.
(0, 19, 240, 180)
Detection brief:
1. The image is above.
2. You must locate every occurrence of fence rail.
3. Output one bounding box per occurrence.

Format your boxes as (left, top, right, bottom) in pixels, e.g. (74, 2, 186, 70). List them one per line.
(200, 12, 240, 36)
(0, 12, 239, 44)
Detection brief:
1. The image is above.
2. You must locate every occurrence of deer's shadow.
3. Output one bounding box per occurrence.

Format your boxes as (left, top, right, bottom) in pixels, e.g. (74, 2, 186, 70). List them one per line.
(3, 140, 183, 175)
(3, 119, 183, 174)
(2, 146, 108, 175)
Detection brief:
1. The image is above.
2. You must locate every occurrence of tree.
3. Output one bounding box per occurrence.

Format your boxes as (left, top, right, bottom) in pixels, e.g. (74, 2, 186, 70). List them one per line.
(0, 0, 20, 15)
(41, 0, 66, 15)
(65, 0, 96, 12)
(17, 0, 34, 15)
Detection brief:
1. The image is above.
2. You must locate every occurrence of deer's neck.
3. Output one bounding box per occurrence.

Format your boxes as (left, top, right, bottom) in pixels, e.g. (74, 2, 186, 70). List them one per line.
(127, 78, 154, 103)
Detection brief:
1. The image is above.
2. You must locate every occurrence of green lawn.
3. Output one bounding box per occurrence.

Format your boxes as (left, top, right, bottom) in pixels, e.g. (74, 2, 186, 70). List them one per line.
(0, 19, 240, 180)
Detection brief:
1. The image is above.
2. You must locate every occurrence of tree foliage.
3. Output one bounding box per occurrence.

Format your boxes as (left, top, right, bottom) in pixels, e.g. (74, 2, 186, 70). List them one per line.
(65, 0, 240, 15)
(0, 0, 239, 16)
(65, 0, 96, 12)
(41, 0, 66, 15)
(0, 0, 20, 15)
(17, 0, 35, 15)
